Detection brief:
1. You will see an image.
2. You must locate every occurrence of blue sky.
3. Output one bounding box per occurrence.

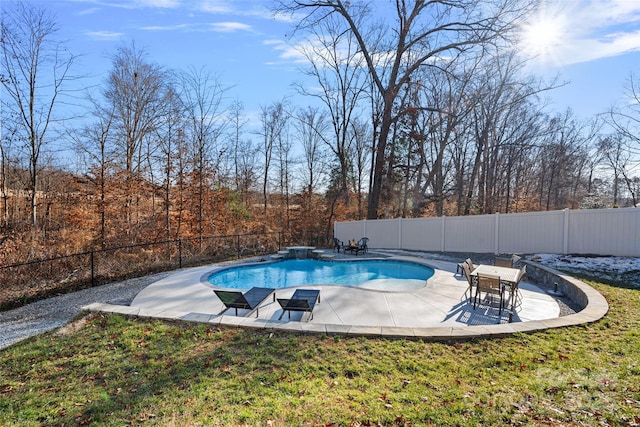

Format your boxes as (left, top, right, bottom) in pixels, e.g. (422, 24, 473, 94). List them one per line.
(13, 0, 640, 126)
(520, 0, 640, 120)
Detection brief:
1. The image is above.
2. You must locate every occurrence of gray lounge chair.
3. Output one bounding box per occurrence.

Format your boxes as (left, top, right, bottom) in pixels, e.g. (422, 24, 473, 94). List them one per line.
(214, 286, 276, 317)
(277, 289, 320, 320)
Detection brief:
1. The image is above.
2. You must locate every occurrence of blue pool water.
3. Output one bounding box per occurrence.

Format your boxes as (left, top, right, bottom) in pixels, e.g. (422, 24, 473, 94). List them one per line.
(207, 259, 434, 291)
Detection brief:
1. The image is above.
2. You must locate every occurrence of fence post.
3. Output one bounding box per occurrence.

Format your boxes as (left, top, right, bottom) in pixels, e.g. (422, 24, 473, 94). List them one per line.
(563, 208, 570, 255)
(363, 220, 367, 241)
(494, 212, 500, 254)
(441, 216, 446, 252)
(237, 234, 241, 259)
(90, 251, 95, 286)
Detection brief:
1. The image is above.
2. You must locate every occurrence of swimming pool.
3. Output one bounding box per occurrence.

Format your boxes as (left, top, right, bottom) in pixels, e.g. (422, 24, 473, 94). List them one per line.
(207, 259, 435, 291)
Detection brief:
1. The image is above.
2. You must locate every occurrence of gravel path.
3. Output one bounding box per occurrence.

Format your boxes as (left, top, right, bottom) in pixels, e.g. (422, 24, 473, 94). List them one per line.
(0, 272, 171, 350)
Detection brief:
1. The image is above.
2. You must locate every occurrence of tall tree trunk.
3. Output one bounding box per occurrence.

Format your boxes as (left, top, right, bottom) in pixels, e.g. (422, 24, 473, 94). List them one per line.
(367, 99, 394, 219)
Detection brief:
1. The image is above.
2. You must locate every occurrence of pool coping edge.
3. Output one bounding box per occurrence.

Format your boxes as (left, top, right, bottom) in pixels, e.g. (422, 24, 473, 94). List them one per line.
(82, 258, 609, 340)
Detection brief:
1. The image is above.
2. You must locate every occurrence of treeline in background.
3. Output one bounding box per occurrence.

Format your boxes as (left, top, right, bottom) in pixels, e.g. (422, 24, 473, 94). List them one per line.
(2, 1, 638, 267)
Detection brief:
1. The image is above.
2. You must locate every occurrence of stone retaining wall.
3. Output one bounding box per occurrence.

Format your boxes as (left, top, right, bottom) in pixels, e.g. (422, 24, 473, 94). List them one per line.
(523, 261, 607, 316)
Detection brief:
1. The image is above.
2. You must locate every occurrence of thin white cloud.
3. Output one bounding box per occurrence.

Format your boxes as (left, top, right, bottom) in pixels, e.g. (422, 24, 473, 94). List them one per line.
(577, 0, 640, 28)
(529, 0, 640, 67)
(196, 0, 283, 22)
(210, 22, 252, 32)
(141, 23, 193, 31)
(67, 0, 180, 9)
(265, 39, 307, 64)
(267, 35, 379, 71)
(138, 0, 181, 7)
(141, 21, 252, 32)
(198, 0, 234, 14)
(66, 0, 180, 10)
(571, 30, 640, 64)
(85, 30, 124, 41)
(76, 7, 101, 16)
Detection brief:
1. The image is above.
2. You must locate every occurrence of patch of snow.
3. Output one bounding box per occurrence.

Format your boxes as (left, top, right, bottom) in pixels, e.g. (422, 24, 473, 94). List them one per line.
(528, 254, 640, 287)
(378, 249, 640, 288)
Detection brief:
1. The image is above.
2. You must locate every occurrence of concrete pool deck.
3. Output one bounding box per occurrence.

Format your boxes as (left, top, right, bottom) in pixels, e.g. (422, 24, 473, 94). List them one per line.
(81, 253, 609, 339)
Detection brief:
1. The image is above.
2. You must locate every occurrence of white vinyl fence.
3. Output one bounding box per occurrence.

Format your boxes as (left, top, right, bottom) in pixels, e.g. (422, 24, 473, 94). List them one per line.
(334, 207, 640, 257)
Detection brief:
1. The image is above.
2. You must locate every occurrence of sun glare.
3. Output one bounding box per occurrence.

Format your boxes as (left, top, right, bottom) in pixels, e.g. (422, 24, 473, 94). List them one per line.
(520, 10, 566, 61)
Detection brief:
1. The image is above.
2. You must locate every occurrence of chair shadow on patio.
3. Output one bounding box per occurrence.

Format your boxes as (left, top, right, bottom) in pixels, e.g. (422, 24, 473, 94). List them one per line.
(442, 298, 519, 325)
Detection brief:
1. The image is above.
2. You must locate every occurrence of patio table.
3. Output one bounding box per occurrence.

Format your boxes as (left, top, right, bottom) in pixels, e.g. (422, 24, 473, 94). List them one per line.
(471, 264, 520, 322)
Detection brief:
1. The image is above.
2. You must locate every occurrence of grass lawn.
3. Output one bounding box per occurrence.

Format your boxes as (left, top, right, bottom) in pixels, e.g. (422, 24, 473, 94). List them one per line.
(1, 276, 639, 426)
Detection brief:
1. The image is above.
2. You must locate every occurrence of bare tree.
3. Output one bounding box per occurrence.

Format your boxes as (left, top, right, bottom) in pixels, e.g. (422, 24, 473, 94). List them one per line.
(154, 84, 186, 240)
(293, 10, 369, 204)
(349, 117, 371, 218)
(69, 95, 116, 248)
(395, 65, 475, 217)
(450, 50, 559, 215)
(224, 100, 258, 214)
(605, 73, 640, 206)
(228, 99, 248, 193)
(1, 1, 76, 226)
(277, 0, 531, 219)
(105, 42, 167, 174)
(533, 110, 590, 210)
(259, 101, 288, 214)
(236, 138, 259, 207)
(608, 73, 640, 151)
(295, 106, 328, 197)
(276, 117, 294, 229)
(179, 67, 229, 240)
(103, 42, 168, 235)
(0, 141, 7, 227)
(0, 124, 18, 227)
(598, 133, 637, 207)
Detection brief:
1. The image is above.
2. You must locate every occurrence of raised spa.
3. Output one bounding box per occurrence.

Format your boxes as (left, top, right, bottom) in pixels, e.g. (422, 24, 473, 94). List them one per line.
(207, 259, 435, 291)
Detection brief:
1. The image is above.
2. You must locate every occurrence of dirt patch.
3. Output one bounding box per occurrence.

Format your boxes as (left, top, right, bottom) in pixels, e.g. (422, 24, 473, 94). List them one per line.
(54, 314, 92, 336)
